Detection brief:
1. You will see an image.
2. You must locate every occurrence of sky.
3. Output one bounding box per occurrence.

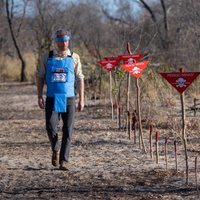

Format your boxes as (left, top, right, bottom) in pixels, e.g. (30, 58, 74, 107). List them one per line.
(12, 0, 158, 17)
(13, 0, 141, 14)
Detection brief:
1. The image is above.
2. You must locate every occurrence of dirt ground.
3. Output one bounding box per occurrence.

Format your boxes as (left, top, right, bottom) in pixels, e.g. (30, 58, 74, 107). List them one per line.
(0, 83, 199, 200)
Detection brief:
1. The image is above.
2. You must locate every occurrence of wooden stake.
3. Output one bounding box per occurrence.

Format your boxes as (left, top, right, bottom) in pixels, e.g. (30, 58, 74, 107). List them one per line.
(127, 111, 131, 140)
(155, 131, 159, 164)
(126, 43, 131, 138)
(134, 123, 137, 144)
(136, 78, 146, 153)
(118, 106, 121, 130)
(180, 68, 189, 184)
(165, 137, 168, 170)
(116, 102, 119, 127)
(194, 98, 197, 117)
(180, 92, 189, 184)
(126, 73, 131, 136)
(149, 125, 153, 159)
(109, 71, 114, 120)
(132, 110, 137, 144)
(174, 140, 178, 172)
(195, 157, 199, 195)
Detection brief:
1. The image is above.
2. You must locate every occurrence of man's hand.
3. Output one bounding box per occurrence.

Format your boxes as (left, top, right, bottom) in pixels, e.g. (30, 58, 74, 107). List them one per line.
(78, 99, 84, 112)
(38, 96, 45, 109)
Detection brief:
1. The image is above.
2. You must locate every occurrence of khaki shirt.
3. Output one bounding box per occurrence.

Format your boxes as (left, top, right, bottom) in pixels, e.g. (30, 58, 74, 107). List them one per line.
(37, 49, 84, 80)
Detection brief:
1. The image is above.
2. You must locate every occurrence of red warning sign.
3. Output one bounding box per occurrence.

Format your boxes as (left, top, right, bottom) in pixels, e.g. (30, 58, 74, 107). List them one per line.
(121, 61, 149, 78)
(98, 60, 119, 71)
(160, 72, 200, 94)
(118, 54, 144, 64)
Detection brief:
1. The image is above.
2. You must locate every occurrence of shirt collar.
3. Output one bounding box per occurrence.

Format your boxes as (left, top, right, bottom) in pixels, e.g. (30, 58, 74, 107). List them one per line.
(54, 49, 72, 58)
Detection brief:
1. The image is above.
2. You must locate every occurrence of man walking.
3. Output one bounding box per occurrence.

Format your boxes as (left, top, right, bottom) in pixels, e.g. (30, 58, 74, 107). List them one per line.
(36, 29, 84, 170)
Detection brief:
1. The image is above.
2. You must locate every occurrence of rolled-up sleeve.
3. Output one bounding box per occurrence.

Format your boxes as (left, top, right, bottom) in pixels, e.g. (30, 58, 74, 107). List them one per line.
(37, 53, 48, 79)
(72, 53, 84, 80)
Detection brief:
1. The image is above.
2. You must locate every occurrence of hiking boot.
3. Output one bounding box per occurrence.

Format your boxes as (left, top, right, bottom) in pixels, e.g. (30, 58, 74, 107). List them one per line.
(52, 151, 59, 167)
(59, 161, 69, 170)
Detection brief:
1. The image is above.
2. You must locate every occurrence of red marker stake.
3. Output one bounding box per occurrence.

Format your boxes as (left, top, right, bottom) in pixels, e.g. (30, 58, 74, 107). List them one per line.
(149, 125, 153, 159)
(156, 131, 159, 164)
(132, 110, 137, 144)
(127, 111, 132, 140)
(118, 106, 121, 129)
(195, 157, 199, 195)
(165, 137, 168, 170)
(174, 140, 178, 172)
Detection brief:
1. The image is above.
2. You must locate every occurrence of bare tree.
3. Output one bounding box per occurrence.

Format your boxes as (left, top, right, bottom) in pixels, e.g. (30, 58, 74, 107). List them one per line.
(0, 1, 6, 53)
(137, 0, 169, 50)
(5, 0, 28, 82)
(66, 2, 110, 100)
(31, 0, 61, 65)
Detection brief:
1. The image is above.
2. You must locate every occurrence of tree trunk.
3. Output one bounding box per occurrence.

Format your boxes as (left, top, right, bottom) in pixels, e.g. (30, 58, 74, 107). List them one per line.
(6, 0, 27, 82)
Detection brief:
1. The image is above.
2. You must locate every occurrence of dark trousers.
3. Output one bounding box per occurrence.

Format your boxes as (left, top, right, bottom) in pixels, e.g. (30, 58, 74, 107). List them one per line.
(45, 97, 75, 162)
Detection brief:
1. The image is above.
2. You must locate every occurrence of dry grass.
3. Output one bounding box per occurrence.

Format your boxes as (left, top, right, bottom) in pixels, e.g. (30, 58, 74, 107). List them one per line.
(0, 53, 37, 82)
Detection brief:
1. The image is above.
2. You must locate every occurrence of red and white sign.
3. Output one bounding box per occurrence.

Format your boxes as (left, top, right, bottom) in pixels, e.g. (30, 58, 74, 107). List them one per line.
(121, 61, 149, 78)
(160, 72, 200, 94)
(118, 54, 144, 64)
(98, 60, 119, 71)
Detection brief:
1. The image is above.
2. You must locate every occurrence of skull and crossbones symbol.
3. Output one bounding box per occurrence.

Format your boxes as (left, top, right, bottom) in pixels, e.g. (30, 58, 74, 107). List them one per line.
(176, 77, 186, 87)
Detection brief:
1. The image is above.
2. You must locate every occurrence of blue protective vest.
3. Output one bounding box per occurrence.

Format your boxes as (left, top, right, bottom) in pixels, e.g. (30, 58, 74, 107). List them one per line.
(45, 54, 75, 112)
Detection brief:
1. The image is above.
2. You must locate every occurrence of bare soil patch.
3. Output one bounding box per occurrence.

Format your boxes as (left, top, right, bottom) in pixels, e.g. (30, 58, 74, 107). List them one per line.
(0, 83, 199, 199)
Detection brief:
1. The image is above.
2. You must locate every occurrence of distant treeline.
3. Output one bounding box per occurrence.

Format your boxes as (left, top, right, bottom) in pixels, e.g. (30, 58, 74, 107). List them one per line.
(0, 0, 200, 82)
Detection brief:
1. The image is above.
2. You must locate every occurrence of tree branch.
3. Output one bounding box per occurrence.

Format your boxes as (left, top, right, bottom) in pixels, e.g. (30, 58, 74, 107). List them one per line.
(101, 8, 132, 26)
(16, 0, 29, 37)
(138, 0, 157, 24)
(160, 0, 168, 38)
(138, 0, 168, 49)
